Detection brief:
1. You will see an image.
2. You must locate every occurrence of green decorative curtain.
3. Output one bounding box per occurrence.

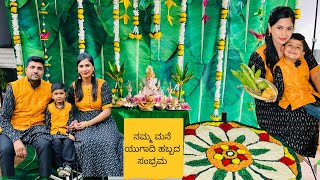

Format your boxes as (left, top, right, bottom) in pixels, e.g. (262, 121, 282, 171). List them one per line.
(5, 0, 297, 126)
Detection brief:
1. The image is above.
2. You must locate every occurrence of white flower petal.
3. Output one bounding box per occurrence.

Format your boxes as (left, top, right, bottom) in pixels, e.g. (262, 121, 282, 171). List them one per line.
(227, 128, 259, 146)
(184, 154, 211, 176)
(195, 125, 228, 145)
(195, 167, 217, 180)
(184, 135, 210, 155)
(250, 161, 296, 179)
(249, 141, 284, 161)
(235, 168, 264, 180)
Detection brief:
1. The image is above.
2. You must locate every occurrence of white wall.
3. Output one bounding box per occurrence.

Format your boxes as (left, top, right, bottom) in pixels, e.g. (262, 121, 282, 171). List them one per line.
(295, 0, 320, 50)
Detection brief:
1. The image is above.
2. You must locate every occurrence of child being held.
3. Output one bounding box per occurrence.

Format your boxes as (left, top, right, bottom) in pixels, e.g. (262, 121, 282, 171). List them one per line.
(273, 33, 320, 120)
(45, 82, 75, 177)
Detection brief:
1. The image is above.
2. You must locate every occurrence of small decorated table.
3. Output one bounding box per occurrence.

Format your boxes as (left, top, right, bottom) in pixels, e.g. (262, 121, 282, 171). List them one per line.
(111, 107, 190, 134)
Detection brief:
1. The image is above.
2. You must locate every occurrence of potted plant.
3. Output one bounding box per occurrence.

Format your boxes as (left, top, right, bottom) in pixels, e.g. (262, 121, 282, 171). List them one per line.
(171, 62, 194, 101)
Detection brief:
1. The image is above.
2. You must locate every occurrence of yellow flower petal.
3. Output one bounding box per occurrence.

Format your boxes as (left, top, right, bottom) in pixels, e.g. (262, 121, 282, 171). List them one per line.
(220, 145, 229, 150)
(237, 149, 246, 154)
(214, 153, 223, 161)
(232, 158, 240, 165)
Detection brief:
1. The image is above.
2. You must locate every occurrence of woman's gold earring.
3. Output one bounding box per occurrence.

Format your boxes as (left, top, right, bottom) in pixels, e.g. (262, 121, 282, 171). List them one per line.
(268, 32, 271, 36)
(78, 74, 81, 79)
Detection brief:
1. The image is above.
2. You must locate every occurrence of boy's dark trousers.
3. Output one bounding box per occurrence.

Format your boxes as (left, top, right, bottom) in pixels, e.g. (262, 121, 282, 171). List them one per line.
(52, 138, 75, 168)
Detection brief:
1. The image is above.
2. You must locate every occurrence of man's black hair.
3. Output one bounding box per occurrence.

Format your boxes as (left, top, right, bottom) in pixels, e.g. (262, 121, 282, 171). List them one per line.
(26, 56, 45, 67)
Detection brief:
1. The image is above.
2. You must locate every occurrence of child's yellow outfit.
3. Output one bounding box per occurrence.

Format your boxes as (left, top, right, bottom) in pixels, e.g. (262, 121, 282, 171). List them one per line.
(273, 57, 320, 110)
(45, 101, 75, 175)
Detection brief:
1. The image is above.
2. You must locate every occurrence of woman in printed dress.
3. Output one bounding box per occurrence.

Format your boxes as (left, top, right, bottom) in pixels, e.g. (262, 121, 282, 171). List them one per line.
(248, 6, 320, 158)
(67, 52, 123, 178)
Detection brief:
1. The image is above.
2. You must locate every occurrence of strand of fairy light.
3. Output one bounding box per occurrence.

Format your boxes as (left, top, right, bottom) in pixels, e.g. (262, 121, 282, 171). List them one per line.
(211, 0, 229, 121)
(177, 0, 187, 70)
(294, 0, 301, 19)
(9, 0, 24, 78)
(113, 0, 120, 70)
(129, 0, 142, 39)
(77, 0, 85, 53)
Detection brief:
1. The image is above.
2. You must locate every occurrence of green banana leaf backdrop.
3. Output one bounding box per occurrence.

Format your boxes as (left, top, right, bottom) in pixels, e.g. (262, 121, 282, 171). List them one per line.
(5, 0, 297, 126)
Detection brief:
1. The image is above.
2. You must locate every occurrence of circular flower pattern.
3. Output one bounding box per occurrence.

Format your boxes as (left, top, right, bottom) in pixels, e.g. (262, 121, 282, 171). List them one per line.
(183, 122, 301, 180)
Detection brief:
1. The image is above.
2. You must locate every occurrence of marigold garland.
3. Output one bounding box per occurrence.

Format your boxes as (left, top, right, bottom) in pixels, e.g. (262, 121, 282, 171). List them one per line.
(211, 0, 229, 121)
(129, 0, 142, 39)
(113, 0, 120, 70)
(39, 0, 51, 81)
(177, 0, 187, 70)
(10, 0, 23, 78)
(78, 0, 85, 53)
(295, 0, 301, 19)
(150, 0, 162, 39)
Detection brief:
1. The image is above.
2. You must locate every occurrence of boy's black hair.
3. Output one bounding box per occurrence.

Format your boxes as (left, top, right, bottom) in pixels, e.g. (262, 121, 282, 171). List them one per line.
(26, 56, 45, 67)
(51, 82, 66, 92)
(289, 33, 306, 52)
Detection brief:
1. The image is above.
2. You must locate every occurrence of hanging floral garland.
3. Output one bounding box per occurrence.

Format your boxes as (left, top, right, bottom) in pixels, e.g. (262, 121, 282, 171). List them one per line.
(150, 0, 162, 39)
(294, 0, 301, 19)
(211, 0, 230, 121)
(113, 0, 120, 70)
(39, 0, 51, 81)
(177, 0, 187, 70)
(129, 0, 142, 39)
(9, 0, 23, 78)
(78, 0, 85, 53)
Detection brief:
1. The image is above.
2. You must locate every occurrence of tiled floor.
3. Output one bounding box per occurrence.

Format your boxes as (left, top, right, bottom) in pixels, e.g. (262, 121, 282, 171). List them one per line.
(301, 151, 320, 180)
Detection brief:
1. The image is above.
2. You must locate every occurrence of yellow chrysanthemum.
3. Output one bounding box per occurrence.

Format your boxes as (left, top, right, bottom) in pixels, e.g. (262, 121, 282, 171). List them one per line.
(11, 7, 17, 13)
(114, 42, 120, 47)
(178, 44, 184, 50)
(180, 18, 186, 23)
(178, 50, 184, 56)
(180, 12, 187, 18)
(135, 34, 142, 40)
(129, 33, 135, 39)
(10, 2, 18, 7)
(78, 9, 84, 14)
(79, 44, 85, 49)
(154, 32, 162, 39)
(114, 47, 120, 52)
(154, 14, 160, 20)
(78, 40, 85, 44)
(78, 14, 84, 20)
(133, 16, 139, 21)
(16, 65, 23, 71)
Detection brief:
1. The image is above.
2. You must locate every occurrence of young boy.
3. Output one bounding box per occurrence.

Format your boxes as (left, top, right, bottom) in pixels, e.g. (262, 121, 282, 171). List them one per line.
(45, 82, 75, 177)
(273, 33, 320, 120)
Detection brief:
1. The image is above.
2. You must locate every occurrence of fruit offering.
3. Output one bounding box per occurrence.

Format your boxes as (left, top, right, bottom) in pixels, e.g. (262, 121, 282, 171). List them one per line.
(231, 63, 278, 100)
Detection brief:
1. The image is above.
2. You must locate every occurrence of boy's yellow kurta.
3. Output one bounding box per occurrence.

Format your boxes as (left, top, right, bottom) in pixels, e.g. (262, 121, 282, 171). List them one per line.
(47, 102, 72, 135)
(275, 57, 320, 110)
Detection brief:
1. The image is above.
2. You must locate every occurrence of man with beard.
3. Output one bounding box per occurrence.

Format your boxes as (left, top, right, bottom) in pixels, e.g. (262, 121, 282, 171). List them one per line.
(0, 56, 53, 179)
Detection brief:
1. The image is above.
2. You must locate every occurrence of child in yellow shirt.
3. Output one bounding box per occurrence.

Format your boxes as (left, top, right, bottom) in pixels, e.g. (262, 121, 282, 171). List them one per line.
(273, 33, 320, 119)
(45, 82, 75, 177)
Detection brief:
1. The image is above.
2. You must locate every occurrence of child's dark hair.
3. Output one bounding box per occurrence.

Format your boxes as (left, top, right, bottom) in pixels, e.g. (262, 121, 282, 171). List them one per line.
(51, 82, 66, 92)
(289, 33, 306, 51)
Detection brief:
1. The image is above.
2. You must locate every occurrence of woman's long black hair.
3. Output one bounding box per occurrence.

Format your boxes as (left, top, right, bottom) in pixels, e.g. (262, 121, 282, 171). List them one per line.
(265, 6, 295, 72)
(75, 52, 98, 102)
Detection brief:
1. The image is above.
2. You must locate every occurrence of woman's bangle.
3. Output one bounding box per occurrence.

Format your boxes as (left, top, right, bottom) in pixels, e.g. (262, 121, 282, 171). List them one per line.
(85, 121, 89, 128)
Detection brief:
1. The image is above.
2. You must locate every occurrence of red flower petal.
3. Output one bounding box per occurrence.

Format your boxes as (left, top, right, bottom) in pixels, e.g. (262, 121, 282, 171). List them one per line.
(185, 128, 196, 135)
(259, 133, 269, 141)
(222, 159, 231, 166)
(183, 175, 197, 180)
(279, 156, 296, 166)
(219, 123, 233, 132)
(237, 154, 248, 161)
(214, 148, 223, 153)
(229, 145, 238, 151)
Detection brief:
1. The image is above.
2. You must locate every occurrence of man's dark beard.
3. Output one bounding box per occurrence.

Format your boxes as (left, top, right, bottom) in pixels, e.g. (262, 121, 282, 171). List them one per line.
(28, 78, 41, 89)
